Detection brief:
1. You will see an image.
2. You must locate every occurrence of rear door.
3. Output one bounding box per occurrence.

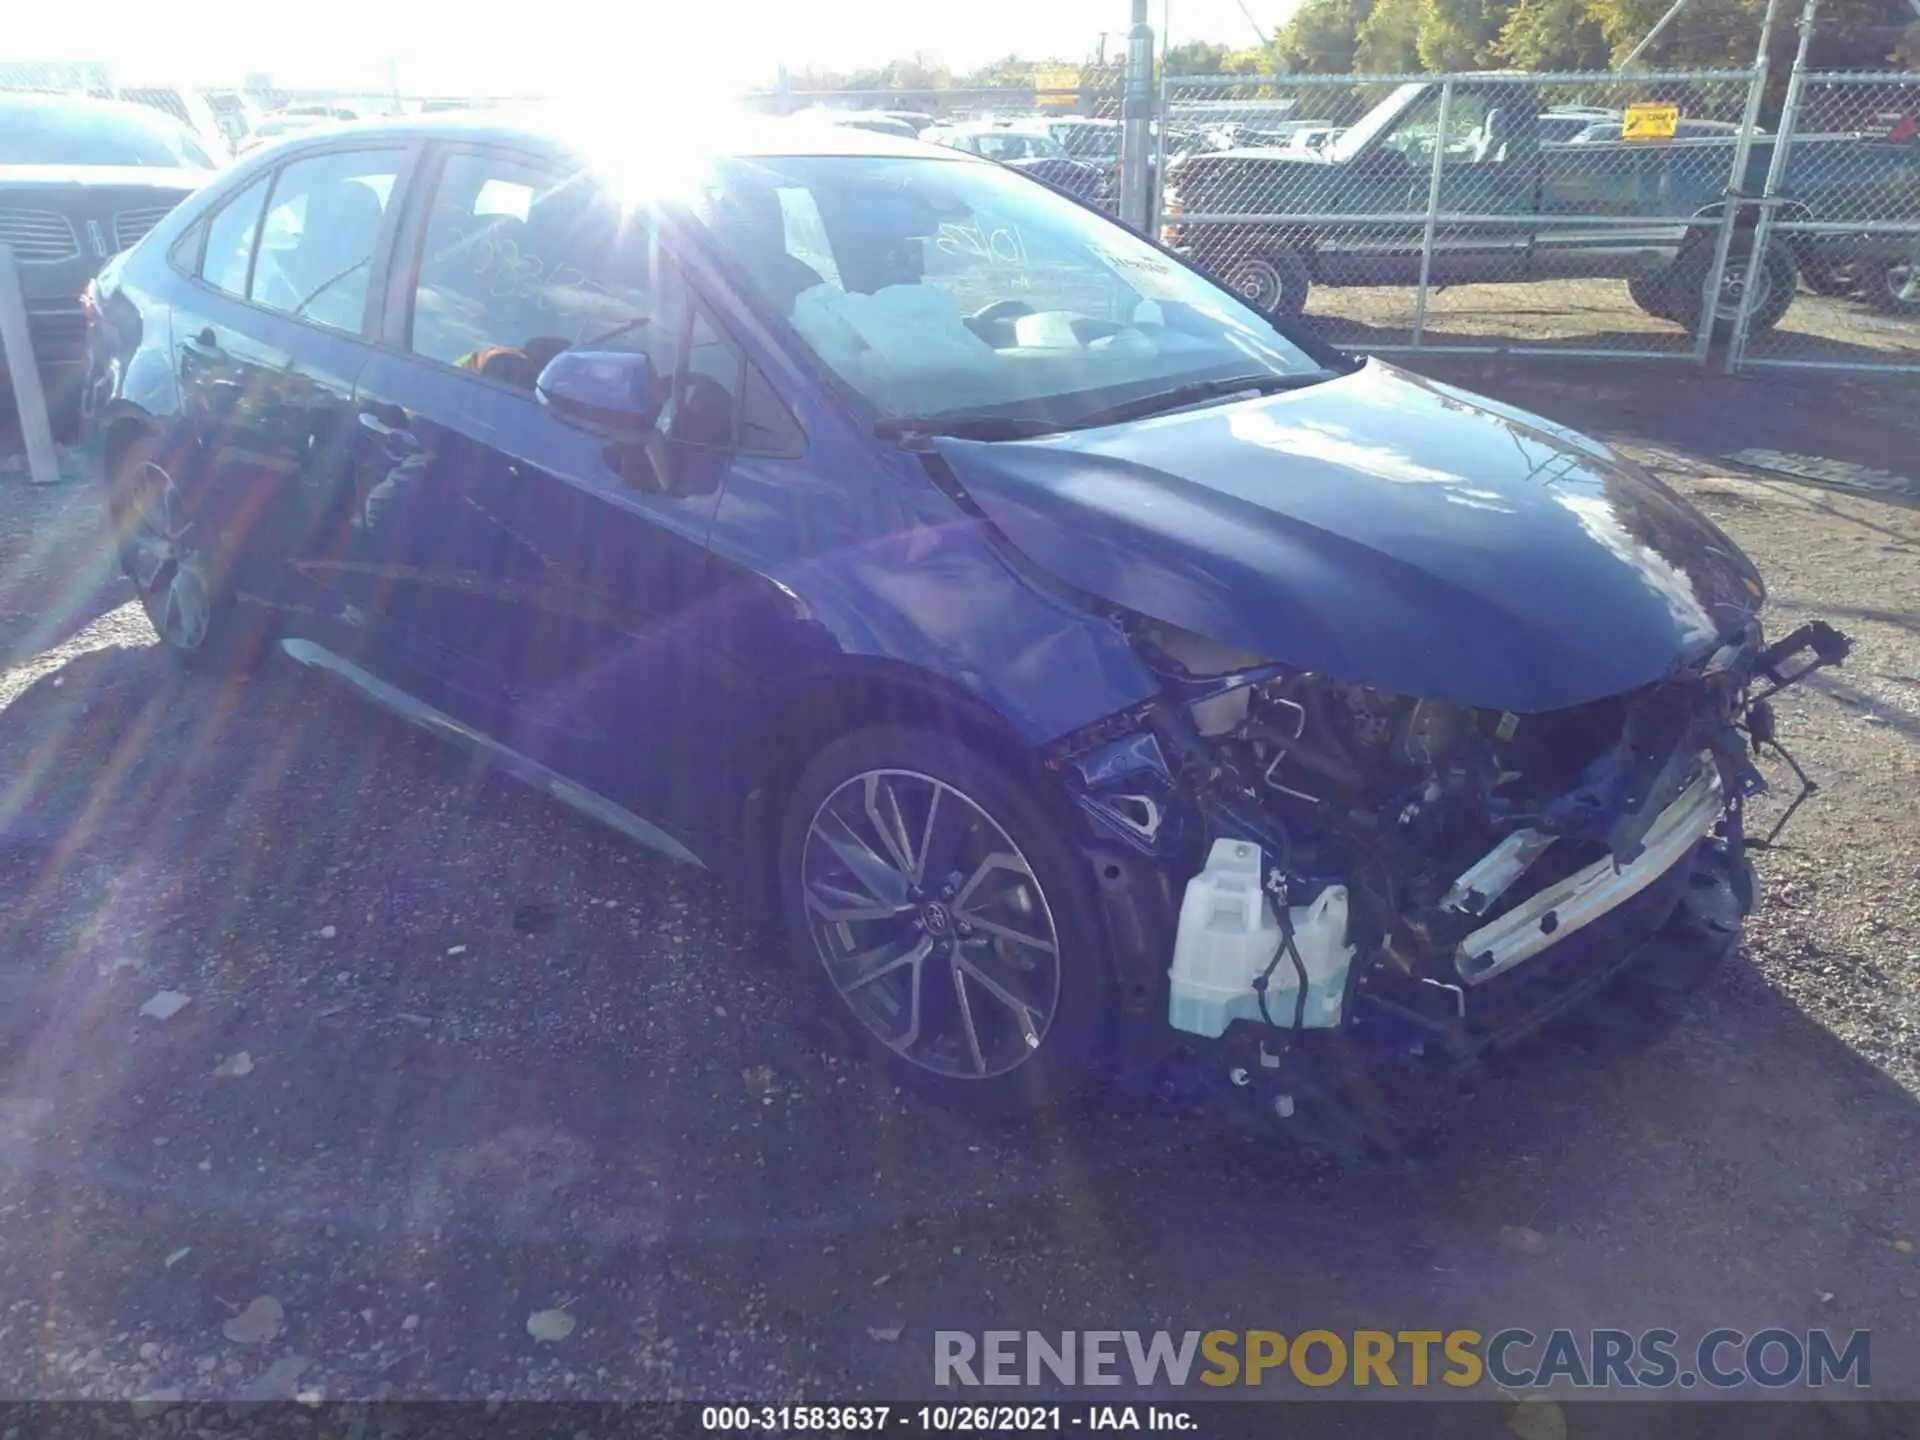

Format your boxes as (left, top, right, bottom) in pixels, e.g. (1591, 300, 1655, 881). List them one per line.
(166, 143, 412, 665)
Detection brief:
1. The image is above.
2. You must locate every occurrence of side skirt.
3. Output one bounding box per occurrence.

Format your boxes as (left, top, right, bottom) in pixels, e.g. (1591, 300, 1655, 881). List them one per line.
(279, 638, 707, 871)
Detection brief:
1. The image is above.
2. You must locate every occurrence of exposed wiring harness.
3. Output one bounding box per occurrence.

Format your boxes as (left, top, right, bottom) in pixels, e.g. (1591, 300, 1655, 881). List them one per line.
(1251, 815, 1310, 1030)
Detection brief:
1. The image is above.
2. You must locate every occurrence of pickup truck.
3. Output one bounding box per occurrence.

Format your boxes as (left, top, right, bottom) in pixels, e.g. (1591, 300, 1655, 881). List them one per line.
(1161, 77, 1920, 337)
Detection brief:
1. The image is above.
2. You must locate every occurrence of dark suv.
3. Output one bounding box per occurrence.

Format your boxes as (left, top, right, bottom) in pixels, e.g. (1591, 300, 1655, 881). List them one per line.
(84, 110, 1846, 1155)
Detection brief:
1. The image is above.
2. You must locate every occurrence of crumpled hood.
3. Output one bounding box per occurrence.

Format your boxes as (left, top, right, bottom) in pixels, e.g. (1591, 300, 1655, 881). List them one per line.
(934, 360, 1765, 714)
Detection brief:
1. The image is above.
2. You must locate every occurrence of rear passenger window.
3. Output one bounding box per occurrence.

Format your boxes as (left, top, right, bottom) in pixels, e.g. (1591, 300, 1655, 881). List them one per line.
(249, 149, 403, 333)
(199, 173, 270, 297)
(409, 150, 661, 390)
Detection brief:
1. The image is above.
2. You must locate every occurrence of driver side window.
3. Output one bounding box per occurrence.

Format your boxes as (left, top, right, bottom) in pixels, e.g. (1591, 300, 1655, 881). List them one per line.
(408, 149, 672, 392)
(1384, 90, 1502, 166)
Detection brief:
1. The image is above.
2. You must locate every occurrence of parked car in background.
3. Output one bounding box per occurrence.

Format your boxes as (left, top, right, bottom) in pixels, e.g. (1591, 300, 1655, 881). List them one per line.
(1038, 116, 1122, 162)
(1569, 118, 1745, 143)
(882, 110, 935, 135)
(276, 103, 367, 122)
(205, 91, 265, 151)
(0, 92, 213, 433)
(923, 121, 1112, 207)
(237, 113, 339, 154)
(81, 110, 1849, 1155)
(1164, 76, 1920, 337)
(799, 110, 919, 140)
(1537, 110, 1617, 144)
(114, 85, 233, 159)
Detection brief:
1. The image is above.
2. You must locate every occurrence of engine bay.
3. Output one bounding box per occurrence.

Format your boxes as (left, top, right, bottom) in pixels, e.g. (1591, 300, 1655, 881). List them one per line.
(1050, 609, 1854, 1064)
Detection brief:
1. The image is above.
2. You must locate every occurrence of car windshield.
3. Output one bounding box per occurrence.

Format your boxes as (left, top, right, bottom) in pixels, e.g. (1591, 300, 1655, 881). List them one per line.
(1328, 82, 1428, 163)
(0, 103, 217, 168)
(696, 153, 1322, 424)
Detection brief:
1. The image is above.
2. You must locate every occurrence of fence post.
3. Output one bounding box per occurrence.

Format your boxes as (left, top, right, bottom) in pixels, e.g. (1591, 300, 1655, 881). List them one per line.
(1119, 0, 1158, 233)
(1410, 79, 1454, 348)
(1725, 0, 1818, 373)
(0, 244, 62, 487)
(1692, 0, 1783, 365)
(1148, 59, 1170, 234)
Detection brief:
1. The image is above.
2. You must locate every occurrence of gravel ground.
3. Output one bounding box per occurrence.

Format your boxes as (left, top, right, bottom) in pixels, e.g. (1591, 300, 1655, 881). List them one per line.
(1297, 275, 1920, 367)
(0, 358, 1917, 1410)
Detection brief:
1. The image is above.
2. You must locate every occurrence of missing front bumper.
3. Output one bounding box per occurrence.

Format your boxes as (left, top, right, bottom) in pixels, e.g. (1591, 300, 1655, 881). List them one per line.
(1454, 763, 1726, 986)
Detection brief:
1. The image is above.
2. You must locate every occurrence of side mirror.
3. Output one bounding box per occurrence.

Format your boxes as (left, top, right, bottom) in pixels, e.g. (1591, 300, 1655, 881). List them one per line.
(536, 349, 661, 444)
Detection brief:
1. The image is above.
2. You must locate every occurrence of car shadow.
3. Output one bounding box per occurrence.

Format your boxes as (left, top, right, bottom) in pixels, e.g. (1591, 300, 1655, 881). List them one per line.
(1, 639, 1918, 1396)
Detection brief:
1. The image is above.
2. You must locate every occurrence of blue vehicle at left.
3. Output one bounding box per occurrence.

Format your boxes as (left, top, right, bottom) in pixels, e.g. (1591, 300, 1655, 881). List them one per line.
(83, 110, 1849, 1161)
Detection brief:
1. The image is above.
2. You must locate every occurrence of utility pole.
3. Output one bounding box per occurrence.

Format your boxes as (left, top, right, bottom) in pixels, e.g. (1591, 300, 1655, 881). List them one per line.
(1119, 0, 1159, 233)
(1620, 0, 1691, 68)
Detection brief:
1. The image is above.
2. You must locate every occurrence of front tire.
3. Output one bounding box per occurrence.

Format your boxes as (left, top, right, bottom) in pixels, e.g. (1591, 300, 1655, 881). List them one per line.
(1220, 247, 1311, 319)
(1627, 268, 1679, 322)
(778, 726, 1111, 1114)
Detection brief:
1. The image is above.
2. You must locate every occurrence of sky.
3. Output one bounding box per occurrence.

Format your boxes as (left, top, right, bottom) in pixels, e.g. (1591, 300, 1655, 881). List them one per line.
(16, 0, 1300, 96)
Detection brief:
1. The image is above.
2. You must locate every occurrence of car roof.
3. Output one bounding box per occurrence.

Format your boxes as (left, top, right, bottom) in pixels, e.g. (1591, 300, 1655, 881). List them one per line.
(267, 107, 974, 163)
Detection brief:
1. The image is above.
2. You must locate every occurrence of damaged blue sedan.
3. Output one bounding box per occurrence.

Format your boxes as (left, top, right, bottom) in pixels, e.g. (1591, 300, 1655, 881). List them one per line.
(82, 112, 1850, 1160)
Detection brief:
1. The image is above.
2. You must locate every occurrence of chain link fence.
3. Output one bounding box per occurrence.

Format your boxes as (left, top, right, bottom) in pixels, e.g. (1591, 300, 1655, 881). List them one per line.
(1157, 71, 1786, 361)
(1730, 71, 1920, 372)
(4, 46, 1913, 374)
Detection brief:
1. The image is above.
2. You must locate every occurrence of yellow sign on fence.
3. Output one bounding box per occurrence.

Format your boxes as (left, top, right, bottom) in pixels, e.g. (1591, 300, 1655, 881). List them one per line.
(1622, 103, 1681, 141)
(1035, 66, 1081, 109)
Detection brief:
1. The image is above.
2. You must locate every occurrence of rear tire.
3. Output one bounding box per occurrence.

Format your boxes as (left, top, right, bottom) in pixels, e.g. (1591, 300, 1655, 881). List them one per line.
(1220, 248, 1311, 319)
(778, 725, 1112, 1115)
(105, 431, 263, 673)
(1669, 238, 1798, 340)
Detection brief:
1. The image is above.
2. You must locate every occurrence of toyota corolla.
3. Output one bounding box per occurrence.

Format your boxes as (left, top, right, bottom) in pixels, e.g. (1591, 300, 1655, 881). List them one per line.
(82, 111, 1849, 1161)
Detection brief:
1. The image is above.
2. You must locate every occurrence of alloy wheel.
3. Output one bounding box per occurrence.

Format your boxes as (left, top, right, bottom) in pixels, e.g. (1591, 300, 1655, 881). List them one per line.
(800, 769, 1062, 1081)
(1884, 259, 1919, 309)
(123, 461, 212, 653)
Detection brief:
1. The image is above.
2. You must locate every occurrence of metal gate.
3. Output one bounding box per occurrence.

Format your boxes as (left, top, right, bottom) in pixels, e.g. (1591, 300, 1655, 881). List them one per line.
(1151, 69, 1771, 364)
(1727, 69, 1920, 374)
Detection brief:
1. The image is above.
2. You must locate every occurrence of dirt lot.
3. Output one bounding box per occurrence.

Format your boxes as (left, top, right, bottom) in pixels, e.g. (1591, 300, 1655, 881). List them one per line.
(1299, 275, 1920, 367)
(0, 355, 1917, 1410)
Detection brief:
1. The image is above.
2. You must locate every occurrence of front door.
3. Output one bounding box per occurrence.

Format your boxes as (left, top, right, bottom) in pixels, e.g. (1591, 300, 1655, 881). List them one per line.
(343, 144, 738, 824)
(1320, 85, 1535, 288)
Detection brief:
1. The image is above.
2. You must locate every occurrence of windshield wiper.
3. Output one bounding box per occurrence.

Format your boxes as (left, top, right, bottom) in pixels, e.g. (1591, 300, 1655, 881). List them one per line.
(873, 414, 1065, 443)
(1068, 371, 1333, 429)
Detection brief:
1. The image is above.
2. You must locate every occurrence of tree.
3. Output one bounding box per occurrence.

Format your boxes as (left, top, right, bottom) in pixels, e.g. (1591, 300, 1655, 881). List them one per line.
(1496, 0, 1611, 67)
(1276, 0, 1375, 72)
(1163, 39, 1236, 74)
(1354, 0, 1424, 71)
(1417, 0, 1508, 69)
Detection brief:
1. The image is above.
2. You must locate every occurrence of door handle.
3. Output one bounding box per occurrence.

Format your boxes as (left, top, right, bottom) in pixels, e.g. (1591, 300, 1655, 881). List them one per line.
(358, 408, 422, 460)
(179, 326, 227, 363)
